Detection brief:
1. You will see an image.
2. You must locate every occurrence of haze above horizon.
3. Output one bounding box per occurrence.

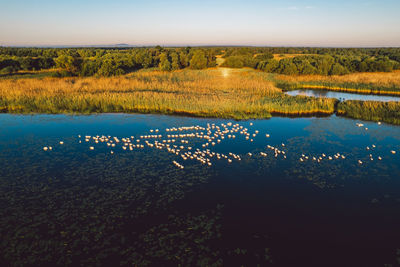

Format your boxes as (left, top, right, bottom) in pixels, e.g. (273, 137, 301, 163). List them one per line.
(1, 0, 400, 47)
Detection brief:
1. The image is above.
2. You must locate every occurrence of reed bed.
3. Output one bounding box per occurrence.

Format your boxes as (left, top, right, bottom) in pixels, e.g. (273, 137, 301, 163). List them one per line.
(0, 69, 336, 119)
(275, 71, 400, 95)
(337, 100, 400, 125)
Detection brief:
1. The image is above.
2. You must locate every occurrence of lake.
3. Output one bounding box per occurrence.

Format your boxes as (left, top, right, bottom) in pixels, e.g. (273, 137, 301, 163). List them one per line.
(286, 89, 400, 102)
(1, 114, 400, 266)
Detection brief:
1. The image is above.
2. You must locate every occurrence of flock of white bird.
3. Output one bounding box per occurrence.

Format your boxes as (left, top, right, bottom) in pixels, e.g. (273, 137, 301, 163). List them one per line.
(42, 121, 398, 169)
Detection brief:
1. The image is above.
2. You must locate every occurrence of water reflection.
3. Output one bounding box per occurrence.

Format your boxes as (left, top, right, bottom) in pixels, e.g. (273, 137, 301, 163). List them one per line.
(286, 89, 400, 102)
(1, 114, 400, 266)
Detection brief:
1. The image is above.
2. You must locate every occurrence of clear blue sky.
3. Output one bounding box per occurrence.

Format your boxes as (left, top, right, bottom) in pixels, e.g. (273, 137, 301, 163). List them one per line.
(1, 0, 399, 47)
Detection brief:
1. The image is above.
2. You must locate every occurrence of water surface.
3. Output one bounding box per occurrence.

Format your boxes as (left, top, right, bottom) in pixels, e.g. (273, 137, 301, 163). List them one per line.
(286, 89, 400, 102)
(1, 114, 400, 266)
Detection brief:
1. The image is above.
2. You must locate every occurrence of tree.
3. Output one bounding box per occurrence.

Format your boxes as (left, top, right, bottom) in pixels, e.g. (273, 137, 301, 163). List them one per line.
(19, 57, 35, 70)
(80, 59, 100, 76)
(255, 53, 273, 61)
(0, 59, 20, 72)
(0, 66, 18, 75)
(222, 56, 244, 68)
(97, 58, 125, 76)
(189, 50, 208, 69)
(277, 59, 298, 75)
(259, 59, 279, 72)
(281, 63, 298, 75)
(179, 51, 189, 68)
(159, 52, 171, 71)
(54, 54, 82, 75)
(170, 52, 180, 70)
(329, 63, 349, 75)
(301, 63, 317, 75)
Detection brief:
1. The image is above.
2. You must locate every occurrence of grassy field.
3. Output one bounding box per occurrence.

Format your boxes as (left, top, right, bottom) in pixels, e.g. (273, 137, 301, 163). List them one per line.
(1, 67, 400, 124)
(0, 69, 59, 80)
(272, 54, 315, 61)
(275, 71, 400, 95)
(0, 68, 336, 119)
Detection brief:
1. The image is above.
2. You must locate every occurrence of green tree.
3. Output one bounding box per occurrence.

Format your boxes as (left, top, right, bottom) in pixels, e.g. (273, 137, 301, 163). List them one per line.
(97, 58, 125, 76)
(189, 50, 208, 69)
(329, 63, 349, 75)
(159, 52, 171, 71)
(261, 59, 279, 72)
(222, 56, 244, 68)
(255, 53, 273, 61)
(19, 57, 35, 70)
(301, 63, 317, 75)
(179, 51, 189, 68)
(170, 52, 180, 70)
(0, 66, 18, 75)
(54, 54, 82, 74)
(178, 51, 189, 68)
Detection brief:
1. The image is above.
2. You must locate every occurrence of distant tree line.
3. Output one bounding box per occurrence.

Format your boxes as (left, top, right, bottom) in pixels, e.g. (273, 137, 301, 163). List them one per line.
(1, 46, 400, 76)
(221, 47, 400, 75)
(0, 46, 219, 77)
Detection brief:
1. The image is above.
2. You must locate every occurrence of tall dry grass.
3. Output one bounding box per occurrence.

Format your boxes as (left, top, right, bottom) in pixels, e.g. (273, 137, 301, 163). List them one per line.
(275, 70, 400, 95)
(0, 69, 336, 118)
(337, 100, 400, 125)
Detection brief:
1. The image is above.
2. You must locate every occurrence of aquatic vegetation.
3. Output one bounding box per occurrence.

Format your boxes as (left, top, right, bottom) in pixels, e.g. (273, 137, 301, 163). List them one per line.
(0, 69, 336, 118)
(337, 100, 400, 125)
(1, 114, 400, 266)
(38, 120, 400, 189)
(275, 70, 400, 95)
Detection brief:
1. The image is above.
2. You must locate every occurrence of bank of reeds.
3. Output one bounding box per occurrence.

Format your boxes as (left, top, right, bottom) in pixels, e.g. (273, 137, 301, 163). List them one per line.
(337, 100, 400, 125)
(0, 69, 336, 119)
(275, 71, 400, 95)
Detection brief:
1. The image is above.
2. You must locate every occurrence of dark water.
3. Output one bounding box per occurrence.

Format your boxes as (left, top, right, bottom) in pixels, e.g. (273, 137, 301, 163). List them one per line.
(1, 114, 400, 266)
(286, 89, 400, 102)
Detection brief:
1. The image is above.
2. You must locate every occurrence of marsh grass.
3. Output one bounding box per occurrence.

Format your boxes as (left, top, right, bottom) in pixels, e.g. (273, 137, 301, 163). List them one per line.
(275, 71, 400, 95)
(337, 100, 400, 125)
(0, 69, 336, 119)
(0, 69, 59, 80)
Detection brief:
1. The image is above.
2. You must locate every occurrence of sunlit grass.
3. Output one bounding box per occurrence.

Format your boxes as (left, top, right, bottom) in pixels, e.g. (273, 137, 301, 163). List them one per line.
(0, 69, 336, 119)
(275, 70, 400, 95)
(337, 100, 400, 125)
(272, 54, 316, 61)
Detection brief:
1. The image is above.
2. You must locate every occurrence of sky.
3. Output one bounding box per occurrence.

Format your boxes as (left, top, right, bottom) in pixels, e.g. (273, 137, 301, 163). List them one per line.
(1, 0, 400, 47)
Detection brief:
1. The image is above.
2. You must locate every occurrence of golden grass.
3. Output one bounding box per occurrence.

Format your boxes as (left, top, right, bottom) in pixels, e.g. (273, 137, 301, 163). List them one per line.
(273, 54, 315, 61)
(215, 55, 226, 67)
(337, 100, 400, 125)
(276, 70, 400, 89)
(0, 68, 336, 118)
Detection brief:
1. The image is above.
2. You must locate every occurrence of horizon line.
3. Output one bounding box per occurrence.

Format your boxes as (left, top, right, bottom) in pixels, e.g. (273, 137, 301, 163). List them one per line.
(2, 44, 400, 49)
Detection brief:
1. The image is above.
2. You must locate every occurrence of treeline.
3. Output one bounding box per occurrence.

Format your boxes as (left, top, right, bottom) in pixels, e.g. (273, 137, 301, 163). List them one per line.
(2, 46, 400, 77)
(221, 47, 400, 75)
(0, 46, 219, 77)
(256, 55, 400, 75)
